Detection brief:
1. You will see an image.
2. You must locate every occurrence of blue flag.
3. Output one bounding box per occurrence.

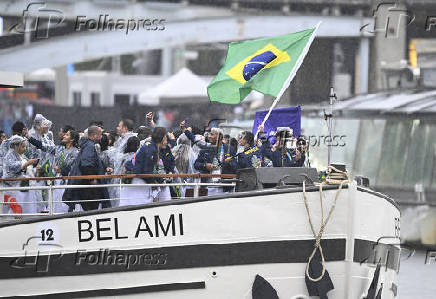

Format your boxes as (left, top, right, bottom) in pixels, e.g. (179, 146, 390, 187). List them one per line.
(252, 106, 301, 140)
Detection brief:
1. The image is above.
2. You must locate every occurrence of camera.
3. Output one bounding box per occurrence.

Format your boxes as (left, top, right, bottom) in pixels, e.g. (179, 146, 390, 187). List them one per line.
(204, 131, 210, 142)
(276, 127, 295, 150)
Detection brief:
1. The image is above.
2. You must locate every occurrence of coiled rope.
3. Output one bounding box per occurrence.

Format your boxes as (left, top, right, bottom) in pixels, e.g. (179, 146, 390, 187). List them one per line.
(303, 165, 350, 282)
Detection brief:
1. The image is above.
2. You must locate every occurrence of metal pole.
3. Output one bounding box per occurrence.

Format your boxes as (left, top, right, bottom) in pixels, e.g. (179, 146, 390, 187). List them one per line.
(118, 178, 122, 207)
(358, 37, 369, 93)
(47, 180, 54, 216)
(193, 180, 200, 198)
(328, 87, 336, 166)
(0, 189, 3, 214)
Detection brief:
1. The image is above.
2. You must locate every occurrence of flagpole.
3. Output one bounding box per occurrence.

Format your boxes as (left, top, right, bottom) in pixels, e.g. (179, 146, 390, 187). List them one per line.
(254, 21, 321, 139)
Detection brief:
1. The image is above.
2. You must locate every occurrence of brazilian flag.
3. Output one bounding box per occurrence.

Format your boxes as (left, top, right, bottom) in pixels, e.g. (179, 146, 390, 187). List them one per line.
(208, 27, 318, 104)
(41, 160, 55, 177)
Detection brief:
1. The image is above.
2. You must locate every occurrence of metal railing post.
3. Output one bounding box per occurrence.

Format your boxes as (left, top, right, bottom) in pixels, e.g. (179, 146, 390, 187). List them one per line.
(0, 187, 4, 214)
(193, 179, 200, 198)
(118, 177, 123, 207)
(47, 180, 54, 215)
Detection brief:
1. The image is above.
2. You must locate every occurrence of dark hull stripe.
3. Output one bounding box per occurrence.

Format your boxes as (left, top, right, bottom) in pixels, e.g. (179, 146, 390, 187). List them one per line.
(1, 239, 346, 279)
(0, 238, 400, 280)
(0, 184, 399, 228)
(353, 238, 400, 272)
(3, 281, 206, 299)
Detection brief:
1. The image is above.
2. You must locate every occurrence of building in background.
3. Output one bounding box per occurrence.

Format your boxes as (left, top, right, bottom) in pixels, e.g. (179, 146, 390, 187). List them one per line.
(0, 0, 435, 123)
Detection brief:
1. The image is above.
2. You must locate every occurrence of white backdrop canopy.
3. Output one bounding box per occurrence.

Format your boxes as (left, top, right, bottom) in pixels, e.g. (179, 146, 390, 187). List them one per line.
(139, 67, 209, 105)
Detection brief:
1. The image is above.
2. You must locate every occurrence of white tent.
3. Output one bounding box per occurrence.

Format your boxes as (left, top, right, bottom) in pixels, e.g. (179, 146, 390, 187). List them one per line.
(139, 67, 209, 105)
(24, 68, 55, 81)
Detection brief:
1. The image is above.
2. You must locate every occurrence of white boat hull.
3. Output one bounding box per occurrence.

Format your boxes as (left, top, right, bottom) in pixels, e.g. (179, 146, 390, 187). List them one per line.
(0, 182, 400, 298)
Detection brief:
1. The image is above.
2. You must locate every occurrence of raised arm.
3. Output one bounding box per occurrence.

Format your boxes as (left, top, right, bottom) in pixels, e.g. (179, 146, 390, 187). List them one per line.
(27, 135, 56, 155)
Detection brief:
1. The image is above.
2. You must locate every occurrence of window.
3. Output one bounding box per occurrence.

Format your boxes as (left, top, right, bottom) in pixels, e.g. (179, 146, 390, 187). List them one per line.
(91, 92, 101, 107)
(353, 119, 386, 182)
(403, 121, 436, 187)
(114, 94, 130, 106)
(376, 120, 412, 186)
(73, 91, 81, 107)
(132, 94, 138, 106)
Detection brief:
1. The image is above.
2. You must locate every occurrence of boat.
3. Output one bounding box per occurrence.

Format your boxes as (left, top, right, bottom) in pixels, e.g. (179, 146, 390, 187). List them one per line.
(0, 167, 400, 298)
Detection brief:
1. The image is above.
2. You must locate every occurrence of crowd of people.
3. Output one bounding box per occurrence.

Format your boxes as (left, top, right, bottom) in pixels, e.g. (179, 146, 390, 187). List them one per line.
(0, 112, 307, 216)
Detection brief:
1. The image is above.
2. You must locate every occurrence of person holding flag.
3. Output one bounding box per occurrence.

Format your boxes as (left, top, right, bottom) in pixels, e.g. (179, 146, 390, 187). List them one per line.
(224, 131, 262, 170)
(52, 130, 80, 213)
(53, 130, 80, 176)
(26, 127, 79, 176)
(25, 126, 80, 213)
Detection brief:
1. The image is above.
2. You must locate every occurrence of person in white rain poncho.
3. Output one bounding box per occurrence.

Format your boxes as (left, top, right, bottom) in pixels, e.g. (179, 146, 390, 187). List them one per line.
(0, 122, 29, 179)
(171, 129, 199, 198)
(113, 119, 137, 153)
(27, 114, 55, 161)
(53, 130, 80, 213)
(111, 136, 140, 207)
(26, 114, 55, 212)
(108, 119, 137, 205)
(2, 135, 39, 216)
(26, 129, 80, 213)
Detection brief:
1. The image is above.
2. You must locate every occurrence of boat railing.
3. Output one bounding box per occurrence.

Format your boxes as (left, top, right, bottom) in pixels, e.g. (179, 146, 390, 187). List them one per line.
(0, 173, 237, 218)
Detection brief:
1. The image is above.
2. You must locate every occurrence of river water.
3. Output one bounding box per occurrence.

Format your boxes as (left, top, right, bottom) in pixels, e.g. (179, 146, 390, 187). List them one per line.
(399, 250, 436, 298)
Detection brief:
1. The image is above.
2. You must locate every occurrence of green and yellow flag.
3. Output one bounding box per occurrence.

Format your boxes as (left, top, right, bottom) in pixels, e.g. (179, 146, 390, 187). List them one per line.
(208, 27, 318, 104)
(57, 150, 66, 169)
(41, 160, 55, 177)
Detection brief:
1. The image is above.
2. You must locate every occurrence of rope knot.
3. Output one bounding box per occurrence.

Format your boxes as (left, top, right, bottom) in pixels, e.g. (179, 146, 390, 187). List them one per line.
(302, 175, 349, 283)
